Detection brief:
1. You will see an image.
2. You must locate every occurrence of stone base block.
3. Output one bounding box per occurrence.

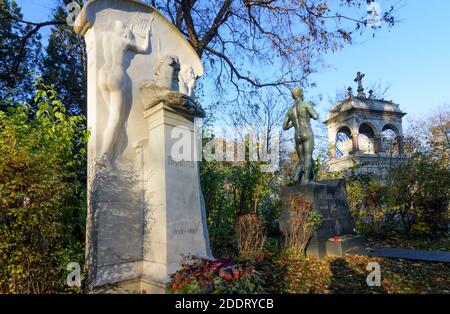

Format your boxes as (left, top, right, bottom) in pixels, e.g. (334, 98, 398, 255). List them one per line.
(307, 235, 366, 258)
(325, 235, 366, 257)
(281, 180, 366, 259)
(93, 277, 168, 294)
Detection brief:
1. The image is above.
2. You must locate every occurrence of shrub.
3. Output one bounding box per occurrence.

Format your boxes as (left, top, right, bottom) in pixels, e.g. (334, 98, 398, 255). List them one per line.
(344, 152, 449, 239)
(388, 153, 450, 237)
(168, 257, 266, 294)
(0, 79, 88, 293)
(236, 214, 266, 259)
(282, 195, 322, 259)
(346, 173, 389, 236)
(200, 155, 278, 258)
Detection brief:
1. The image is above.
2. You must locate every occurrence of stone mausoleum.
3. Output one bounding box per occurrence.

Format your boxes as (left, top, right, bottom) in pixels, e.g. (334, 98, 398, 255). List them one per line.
(325, 73, 409, 180)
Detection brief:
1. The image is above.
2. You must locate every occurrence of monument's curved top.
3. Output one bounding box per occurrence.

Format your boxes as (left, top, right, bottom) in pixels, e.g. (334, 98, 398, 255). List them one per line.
(74, 0, 203, 77)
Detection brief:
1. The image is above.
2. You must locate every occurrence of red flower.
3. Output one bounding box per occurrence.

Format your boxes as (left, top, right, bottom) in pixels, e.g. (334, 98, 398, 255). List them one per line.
(171, 284, 178, 290)
(334, 235, 341, 243)
(233, 272, 239, 280)
(194, 271, 202, 277)
(210, 261, 223, 267)
(224, 274, 232, 281)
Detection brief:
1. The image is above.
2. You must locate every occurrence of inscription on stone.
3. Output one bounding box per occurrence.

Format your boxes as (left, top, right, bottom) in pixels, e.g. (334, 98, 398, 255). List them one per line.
(322, 193, 334, 200)
(168, 155, 195, 168)
(173, 227, 199, 236)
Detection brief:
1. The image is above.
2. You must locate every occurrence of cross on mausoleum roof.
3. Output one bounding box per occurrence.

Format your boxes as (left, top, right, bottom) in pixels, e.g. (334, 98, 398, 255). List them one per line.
(354, 71, 366, 98)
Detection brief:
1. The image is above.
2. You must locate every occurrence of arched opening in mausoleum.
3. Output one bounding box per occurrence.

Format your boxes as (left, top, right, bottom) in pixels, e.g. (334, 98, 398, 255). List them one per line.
(382, 124, 400, 154)
(335, 126, 352, 158)
(358, 123, 376, 154)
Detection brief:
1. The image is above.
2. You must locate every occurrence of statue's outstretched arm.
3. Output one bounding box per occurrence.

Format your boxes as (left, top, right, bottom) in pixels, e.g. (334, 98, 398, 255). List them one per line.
(129, 28, 151, 54)
(307, 104, 319, 120)
(283, 114, 293, 130)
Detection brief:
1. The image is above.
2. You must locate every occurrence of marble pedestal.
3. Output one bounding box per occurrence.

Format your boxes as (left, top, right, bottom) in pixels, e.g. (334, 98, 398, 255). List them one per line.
(280, 180, 365, 258)
(141, 103, 212, 289)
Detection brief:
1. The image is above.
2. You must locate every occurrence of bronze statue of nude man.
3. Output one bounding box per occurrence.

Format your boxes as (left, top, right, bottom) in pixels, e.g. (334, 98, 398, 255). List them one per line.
(283, 87, 319, 184)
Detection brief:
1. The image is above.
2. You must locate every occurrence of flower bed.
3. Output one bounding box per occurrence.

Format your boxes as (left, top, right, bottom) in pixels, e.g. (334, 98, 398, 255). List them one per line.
(168, 257, 265, 294)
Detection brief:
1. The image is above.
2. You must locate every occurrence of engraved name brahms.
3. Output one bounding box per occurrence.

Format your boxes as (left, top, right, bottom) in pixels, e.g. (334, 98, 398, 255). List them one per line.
(168, 155, 195, 168)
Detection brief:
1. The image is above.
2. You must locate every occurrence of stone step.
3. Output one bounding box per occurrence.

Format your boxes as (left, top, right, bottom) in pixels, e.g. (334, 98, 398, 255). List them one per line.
(364, 247, 450, 263)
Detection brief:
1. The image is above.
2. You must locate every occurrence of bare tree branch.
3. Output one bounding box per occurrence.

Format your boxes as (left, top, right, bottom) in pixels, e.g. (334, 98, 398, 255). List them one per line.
(0, 9, 65, 77)
(205, 45, 305, 88)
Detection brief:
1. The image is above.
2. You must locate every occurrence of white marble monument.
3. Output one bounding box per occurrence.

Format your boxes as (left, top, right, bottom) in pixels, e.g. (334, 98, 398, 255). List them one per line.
(74, 0, 212, 293)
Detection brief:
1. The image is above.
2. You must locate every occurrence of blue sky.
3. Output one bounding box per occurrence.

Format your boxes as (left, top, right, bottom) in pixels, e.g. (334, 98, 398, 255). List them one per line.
(309, 0, 450, 120)
(16, 0, 450, 121)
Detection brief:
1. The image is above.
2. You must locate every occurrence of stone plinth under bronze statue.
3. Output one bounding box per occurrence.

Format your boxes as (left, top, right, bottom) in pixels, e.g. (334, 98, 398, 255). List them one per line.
(280, 180, 365, 258)
(281, 87, 365, 258)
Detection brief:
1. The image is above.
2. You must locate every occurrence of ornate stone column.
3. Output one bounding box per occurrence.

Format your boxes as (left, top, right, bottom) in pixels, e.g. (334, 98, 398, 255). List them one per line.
(350, 131, 359, 154)
(375, 135, 384, 154)
(397, 136, 405, 155)
(329, 143, 337, 159)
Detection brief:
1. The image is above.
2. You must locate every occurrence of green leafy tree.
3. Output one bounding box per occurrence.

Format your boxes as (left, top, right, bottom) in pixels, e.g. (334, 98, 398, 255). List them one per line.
(346, 173, 389, 236)
(200, 137, 278, 256)
(388, 153, 450, 237)
(0, 79, 88, 293)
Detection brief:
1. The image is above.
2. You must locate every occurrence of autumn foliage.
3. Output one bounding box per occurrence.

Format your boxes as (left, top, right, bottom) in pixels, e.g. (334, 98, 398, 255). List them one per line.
(0, 80, 88, 293)
(236, 214, 266, 259)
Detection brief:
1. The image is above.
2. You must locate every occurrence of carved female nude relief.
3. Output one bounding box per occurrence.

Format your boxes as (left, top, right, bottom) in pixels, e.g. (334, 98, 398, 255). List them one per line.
(97, 19, 153, 169)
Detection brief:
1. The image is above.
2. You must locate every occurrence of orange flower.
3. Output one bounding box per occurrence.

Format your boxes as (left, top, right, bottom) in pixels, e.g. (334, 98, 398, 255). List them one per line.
(171, 284, 178, 290)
